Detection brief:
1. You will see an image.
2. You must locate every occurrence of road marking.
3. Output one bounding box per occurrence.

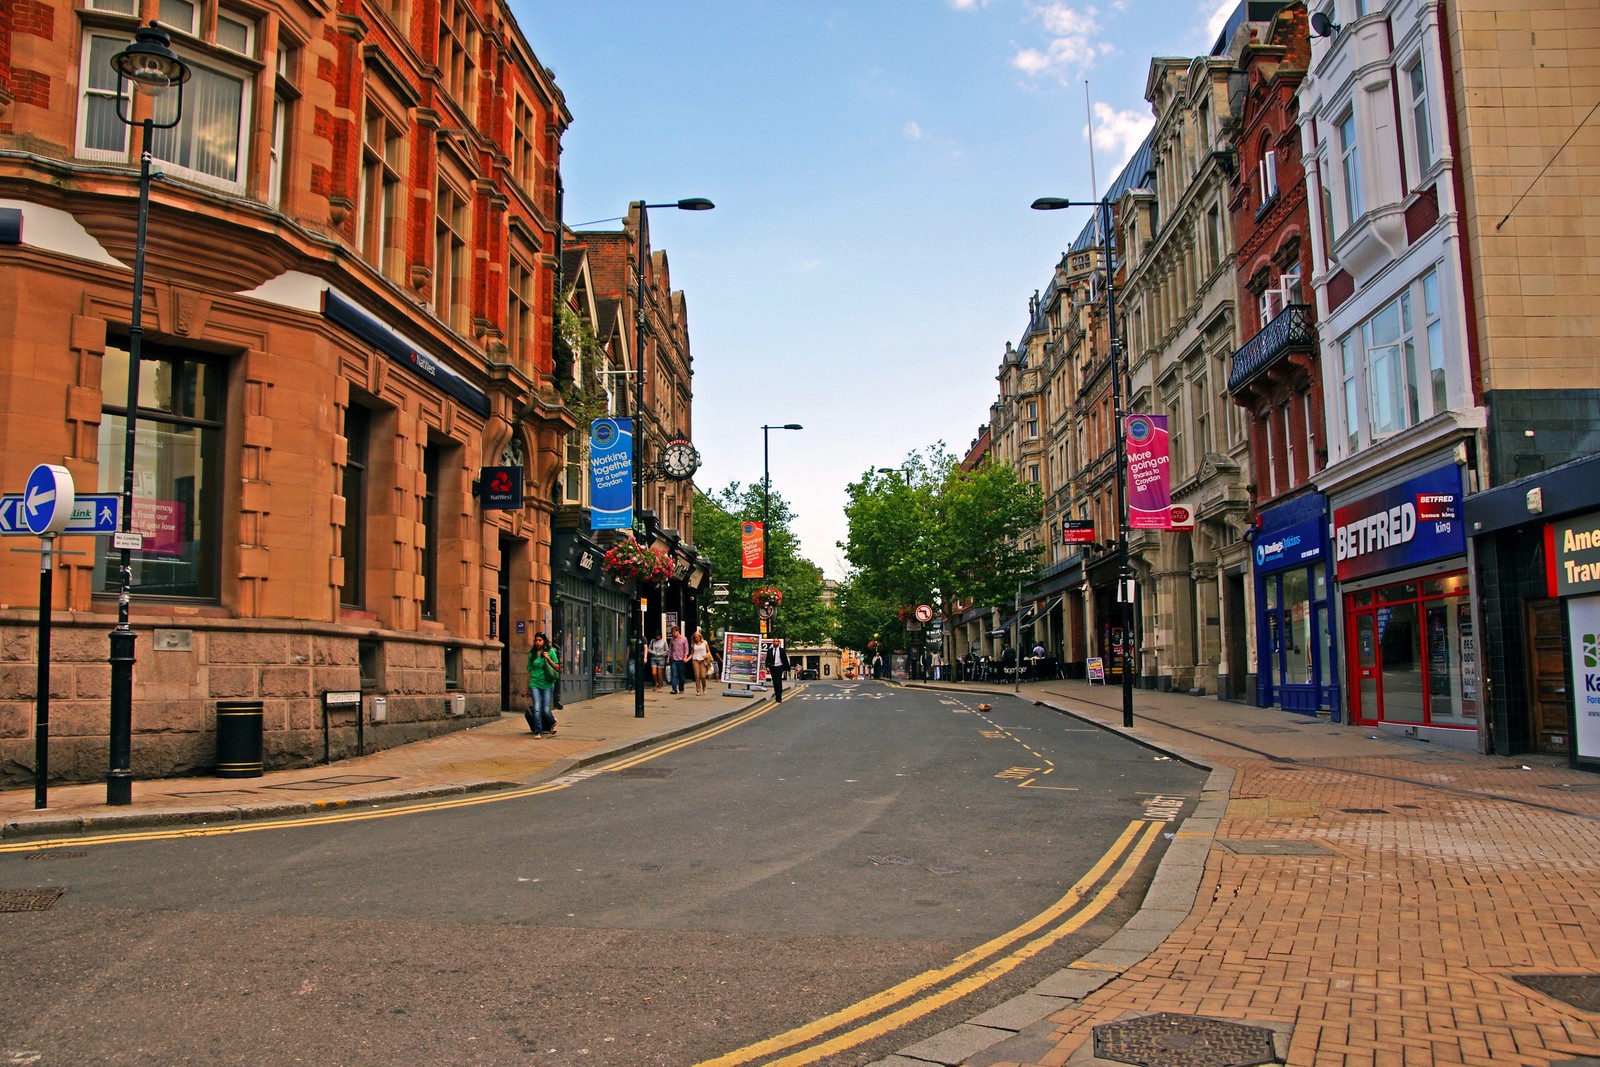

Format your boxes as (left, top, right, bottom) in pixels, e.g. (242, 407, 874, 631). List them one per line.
(1, 703, 785, 853)
(695, 820, 1164, 1067)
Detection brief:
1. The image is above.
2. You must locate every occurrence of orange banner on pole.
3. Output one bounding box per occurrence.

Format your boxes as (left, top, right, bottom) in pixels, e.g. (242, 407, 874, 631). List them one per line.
(741, 521, 764, 578)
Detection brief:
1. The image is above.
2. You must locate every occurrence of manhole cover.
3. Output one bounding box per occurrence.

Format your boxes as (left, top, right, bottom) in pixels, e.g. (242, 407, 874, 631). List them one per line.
(1093, 1012, 1278, 1067)
(611, 766, 674, 779)
(266, 774, 398, 791)
(1516, 974, 1600, 1013)
(0, 887, 66, 912)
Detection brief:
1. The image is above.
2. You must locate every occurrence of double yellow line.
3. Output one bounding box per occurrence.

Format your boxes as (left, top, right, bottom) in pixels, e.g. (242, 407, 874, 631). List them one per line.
(0, 702, 781, 854)
(696, 819, 1164, 1066)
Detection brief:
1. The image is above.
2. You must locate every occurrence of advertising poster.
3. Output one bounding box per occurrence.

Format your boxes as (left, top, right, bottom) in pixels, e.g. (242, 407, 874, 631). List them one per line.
(1125, 415, 1172, 530)
(1572, 595, 1600, 762)
(741, 521, 764, 578)
(589, 419, 633, 531)
(722, 632, 762, 685)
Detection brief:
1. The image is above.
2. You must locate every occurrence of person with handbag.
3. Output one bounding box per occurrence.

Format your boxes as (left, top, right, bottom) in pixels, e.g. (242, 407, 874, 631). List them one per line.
(690, 629, 713, 695)
(526, 632, 560, 736)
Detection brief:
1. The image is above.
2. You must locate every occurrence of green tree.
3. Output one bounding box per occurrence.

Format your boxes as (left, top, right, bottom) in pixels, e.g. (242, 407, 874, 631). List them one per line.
(841, 445, 1042, 652)
(692, 483, 832, 644)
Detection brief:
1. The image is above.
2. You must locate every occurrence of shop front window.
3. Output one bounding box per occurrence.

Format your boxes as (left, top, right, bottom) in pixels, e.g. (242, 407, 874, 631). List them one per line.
(95, 341, 223, 599)
(1346, 572, 1477, 728)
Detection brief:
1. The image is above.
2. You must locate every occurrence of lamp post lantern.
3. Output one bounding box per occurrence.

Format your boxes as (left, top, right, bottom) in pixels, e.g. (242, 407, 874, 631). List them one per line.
(630, 199, 712, 718)
(759, 423, 803, 610)
(1031, 196, 1134, 729)
(106, 23, 190, 805)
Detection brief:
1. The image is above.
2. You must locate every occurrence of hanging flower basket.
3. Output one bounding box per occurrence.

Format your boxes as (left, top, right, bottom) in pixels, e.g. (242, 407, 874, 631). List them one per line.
(603, 537, 674, 584)
(751, 586, 783, 608)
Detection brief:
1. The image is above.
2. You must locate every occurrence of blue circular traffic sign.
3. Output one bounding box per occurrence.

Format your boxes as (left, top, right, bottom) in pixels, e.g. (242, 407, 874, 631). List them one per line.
(24, 464, 74, 537)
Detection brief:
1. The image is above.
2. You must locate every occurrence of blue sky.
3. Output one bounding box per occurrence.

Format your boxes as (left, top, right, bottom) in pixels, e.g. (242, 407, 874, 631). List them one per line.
(517, 0, 1239, 579)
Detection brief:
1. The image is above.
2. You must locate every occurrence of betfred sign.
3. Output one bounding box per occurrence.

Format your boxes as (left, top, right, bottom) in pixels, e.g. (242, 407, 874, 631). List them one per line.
(1332, 465, 1465, 582)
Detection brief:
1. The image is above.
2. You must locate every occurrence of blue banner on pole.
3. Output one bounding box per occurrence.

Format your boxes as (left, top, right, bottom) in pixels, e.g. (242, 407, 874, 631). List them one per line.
(589, 418, 633, 531)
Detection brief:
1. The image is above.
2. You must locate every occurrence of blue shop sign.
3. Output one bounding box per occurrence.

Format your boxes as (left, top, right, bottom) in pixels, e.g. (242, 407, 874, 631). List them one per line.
(1254, 516, 1326, 574)
(1333, 464, 1465, 582)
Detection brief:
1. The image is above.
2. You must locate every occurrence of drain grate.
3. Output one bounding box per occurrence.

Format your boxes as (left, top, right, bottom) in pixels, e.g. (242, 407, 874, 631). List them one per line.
(869, 854, 913, 866)
(1515, 974, 1600, 1013)
(1342, 808, 1389, 814)
(24, 852, 87, 861)
(611, 766, 674, 779)
(1093, 1012, 1278, 1067)
(0, 887, 66, 912)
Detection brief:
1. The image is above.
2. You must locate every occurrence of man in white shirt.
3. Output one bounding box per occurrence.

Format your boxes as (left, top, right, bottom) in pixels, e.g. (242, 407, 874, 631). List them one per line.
(763, 640, 790, 703)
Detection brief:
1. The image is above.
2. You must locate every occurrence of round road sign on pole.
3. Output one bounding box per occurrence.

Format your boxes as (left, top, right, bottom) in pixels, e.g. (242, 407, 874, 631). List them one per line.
(24, 464, 74, 537)
(915, 604, 933, 623)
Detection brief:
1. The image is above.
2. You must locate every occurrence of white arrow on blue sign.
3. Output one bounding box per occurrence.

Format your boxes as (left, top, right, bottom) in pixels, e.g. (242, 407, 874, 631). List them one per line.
(0, 492, 121, 536)
(22, 465, 73, 537)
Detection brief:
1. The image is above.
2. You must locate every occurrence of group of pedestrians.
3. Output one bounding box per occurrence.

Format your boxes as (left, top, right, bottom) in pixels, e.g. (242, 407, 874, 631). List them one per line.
(647, 626, 715, 695)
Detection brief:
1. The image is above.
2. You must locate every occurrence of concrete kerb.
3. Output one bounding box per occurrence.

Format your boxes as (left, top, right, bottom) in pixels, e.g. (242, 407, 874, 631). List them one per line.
(872, 682, 1234, 1067)
(1, 695, 771, 841)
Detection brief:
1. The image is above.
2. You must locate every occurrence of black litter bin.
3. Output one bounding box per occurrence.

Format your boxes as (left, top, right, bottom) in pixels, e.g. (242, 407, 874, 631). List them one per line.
(215, 700, 264, 778)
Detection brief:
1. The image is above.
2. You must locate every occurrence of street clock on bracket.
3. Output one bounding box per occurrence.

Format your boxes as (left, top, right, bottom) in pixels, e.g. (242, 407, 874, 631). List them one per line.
(660, 439, 700, 480)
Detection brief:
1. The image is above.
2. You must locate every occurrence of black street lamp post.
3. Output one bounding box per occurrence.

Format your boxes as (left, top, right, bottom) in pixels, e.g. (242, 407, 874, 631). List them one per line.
(1031, 196, 1134, 729)
(631, 199, 712, 718)
(760, 424, 803, 599)
(106, 23, 190, 805)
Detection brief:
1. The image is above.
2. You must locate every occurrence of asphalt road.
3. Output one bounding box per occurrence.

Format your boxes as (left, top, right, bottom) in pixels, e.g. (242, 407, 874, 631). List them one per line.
(0, 681, 1207, 1066)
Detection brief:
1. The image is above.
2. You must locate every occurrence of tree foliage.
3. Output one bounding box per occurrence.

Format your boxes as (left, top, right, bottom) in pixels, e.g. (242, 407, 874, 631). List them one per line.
(840, 445, 1043, 651)
(692, 483, 832, 644)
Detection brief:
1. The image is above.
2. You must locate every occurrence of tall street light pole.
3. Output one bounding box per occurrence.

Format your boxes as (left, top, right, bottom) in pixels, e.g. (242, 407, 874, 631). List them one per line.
(106, 23, 190, 805)
(1031, 196, 1134, 729)
(760, 424, 803, 597)
(632, 198, 713, 718)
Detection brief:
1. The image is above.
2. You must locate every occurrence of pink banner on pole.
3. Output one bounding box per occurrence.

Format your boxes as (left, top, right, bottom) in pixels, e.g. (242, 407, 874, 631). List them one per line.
(1125, 415, 1172, 530)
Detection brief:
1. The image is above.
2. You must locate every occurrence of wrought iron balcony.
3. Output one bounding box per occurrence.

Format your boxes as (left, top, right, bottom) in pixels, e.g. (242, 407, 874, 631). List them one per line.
(1227, 304, 1316, 393)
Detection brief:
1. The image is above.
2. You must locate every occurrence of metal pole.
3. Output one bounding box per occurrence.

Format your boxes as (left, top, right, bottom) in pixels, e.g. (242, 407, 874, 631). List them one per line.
(762, 425, 770, 577)
(633, 202, 649, 719)
(35, 537, 55, 810)
(107, 116, 157, 806)
(1102, 198, 1135, 729)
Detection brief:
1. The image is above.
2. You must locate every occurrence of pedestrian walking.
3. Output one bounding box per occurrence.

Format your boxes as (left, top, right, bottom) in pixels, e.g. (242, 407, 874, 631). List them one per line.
(763, 639, 791, 703)
(669, 626, 690, 694)
(690, 629, 712, 695)
(526, 632, 559, 736)
(649, 634, 668, 691)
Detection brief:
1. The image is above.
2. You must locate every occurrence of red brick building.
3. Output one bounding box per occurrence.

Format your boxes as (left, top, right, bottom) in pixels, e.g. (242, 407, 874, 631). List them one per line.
(0, 0, 573, 784)
(1222, 2, 1336, 711)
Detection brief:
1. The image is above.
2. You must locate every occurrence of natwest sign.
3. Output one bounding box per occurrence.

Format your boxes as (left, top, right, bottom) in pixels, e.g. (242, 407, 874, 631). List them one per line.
(1332, 465, 1466, 582)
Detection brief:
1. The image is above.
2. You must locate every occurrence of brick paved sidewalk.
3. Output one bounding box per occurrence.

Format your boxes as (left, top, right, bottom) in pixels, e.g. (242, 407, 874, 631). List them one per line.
(913, 680, 1600, 1067)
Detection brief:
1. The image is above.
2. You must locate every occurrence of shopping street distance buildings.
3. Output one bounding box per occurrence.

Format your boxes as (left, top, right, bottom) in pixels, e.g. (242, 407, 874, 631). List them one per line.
(964, 0, 1600, 767)
(0, 0, 710, 785)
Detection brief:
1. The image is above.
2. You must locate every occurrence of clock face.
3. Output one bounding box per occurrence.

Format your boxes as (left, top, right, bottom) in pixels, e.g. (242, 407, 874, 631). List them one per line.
(662, 441, 698, 480)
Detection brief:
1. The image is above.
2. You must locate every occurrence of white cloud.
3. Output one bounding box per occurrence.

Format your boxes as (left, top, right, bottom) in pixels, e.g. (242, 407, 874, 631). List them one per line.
(796, 259, 825, 273)
(947, 0, 993, 8)
(1012, 3, 1113, 80)
(1204, 0, 1237, 41)
(1087, 101, 1153, 170)
(904, 120, 925, 140)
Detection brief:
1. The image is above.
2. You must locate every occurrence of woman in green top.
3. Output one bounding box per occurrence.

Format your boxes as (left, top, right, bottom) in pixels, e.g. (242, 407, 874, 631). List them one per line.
(526, 632, 559, 736)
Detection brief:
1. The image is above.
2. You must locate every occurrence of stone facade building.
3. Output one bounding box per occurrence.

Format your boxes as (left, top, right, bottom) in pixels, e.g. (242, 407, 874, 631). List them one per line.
(0, 0, 576, 785)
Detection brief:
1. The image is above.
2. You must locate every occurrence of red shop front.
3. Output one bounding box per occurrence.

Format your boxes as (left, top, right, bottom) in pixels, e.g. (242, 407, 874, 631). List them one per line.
(1334, 464, 1479, 742)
